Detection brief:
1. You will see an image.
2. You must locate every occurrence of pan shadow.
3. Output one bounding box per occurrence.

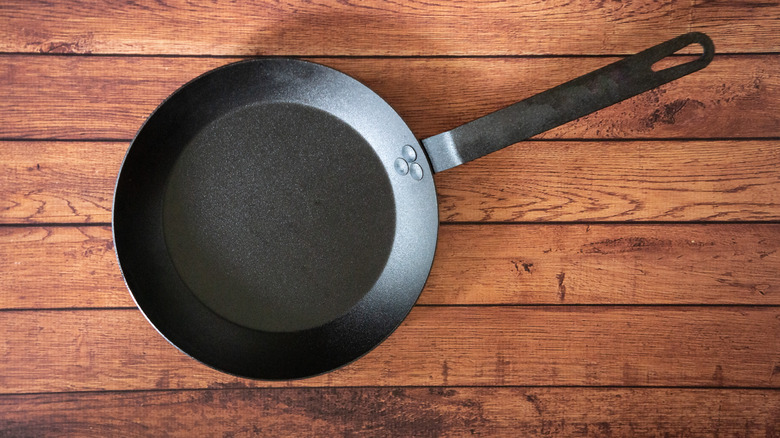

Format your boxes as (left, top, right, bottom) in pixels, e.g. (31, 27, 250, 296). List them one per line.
(241, 5, 526, 139)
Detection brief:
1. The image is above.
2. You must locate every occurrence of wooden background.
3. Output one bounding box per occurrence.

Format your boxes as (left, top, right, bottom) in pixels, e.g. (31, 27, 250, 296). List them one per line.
(1, 0, 779, 436)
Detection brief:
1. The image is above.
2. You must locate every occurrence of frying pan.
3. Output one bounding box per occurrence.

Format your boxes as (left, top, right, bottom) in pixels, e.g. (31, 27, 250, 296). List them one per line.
(113, 33, 714, 379)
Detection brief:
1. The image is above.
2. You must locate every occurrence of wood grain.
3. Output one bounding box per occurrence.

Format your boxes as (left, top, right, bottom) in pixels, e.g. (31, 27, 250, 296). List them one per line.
(1, 55, 776, 140)
(438, 139, 780, 222)
(3, 139, 779, 224)
(0, 0, 776, 55)
(0, 227, 122, 309)
(2, 224, 778, 309)
(0, 142, 121, 224)
(1, 388, 778, 437)
(425, 223, 780, 305)
(0, 307, 778, 393)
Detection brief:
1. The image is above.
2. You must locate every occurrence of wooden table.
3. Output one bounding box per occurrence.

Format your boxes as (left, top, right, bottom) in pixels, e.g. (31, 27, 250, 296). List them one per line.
(1, 1, 779, 435)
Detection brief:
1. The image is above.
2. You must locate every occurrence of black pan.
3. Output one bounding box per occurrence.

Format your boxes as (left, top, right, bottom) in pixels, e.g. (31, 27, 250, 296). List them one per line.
(113, 33, 714, 379)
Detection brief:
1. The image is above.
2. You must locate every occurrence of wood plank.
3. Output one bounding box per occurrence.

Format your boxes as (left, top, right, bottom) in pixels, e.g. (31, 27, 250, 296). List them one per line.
(3, 139, 779, 224)
(0, 0, 776, 55)
(0, 142, 122, 224)
(424, 224, 780, 305)
(1, 388, 778, 436)
(0, 227, 122, 309)
(437, 140, 780, 222)
(1, 55, 776, 140)
(0, 307, 777, 392)
(691, 0, 780, 55)
(2, 224, 779, 309)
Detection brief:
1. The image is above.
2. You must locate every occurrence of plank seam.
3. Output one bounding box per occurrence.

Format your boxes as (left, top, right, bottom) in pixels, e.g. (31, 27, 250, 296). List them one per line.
(0, 223, 112, 228)
(2, 304, 779, 312)
(2, 137, 779, 143)
(3, 385, 779, 398)
(438, 221, 780, 226)
(1, 52, 779, 59)
(6, 221, 780, 228)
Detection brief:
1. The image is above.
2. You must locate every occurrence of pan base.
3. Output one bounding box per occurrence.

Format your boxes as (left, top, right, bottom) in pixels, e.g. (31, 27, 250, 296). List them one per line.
(162, 102, 396, 333)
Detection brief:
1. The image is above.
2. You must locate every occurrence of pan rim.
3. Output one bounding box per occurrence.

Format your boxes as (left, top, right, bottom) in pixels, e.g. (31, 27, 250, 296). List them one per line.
(112, 57, 440, 380)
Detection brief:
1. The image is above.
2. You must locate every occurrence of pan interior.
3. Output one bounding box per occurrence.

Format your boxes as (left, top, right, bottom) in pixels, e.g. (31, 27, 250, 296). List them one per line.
(162, 102, 396, 333)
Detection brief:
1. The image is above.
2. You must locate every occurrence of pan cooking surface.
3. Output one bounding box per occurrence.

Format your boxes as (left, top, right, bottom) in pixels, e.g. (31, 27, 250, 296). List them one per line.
(162, 102, 396, 332)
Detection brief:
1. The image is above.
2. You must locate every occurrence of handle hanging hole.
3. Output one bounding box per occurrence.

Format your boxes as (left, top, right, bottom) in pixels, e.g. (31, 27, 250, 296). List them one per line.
(651, 42, 707, 72)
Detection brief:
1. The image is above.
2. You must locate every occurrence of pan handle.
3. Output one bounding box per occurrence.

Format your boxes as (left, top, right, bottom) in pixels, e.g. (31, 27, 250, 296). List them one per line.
(421, 32, 715, 173)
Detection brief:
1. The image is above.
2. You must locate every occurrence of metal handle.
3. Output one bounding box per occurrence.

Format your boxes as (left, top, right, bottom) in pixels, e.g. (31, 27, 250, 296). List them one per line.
(422, 32, 715, 173)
